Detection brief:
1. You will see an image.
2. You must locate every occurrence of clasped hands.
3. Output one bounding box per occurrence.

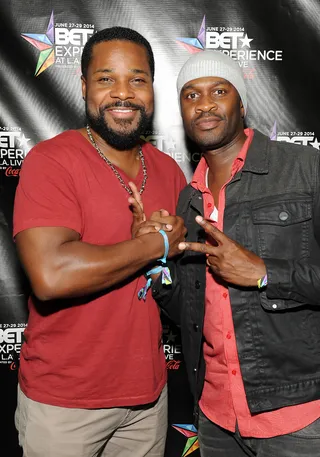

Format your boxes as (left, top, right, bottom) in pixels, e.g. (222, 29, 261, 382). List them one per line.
(128, 182, 186, 258)
(129, 183, 266, 286)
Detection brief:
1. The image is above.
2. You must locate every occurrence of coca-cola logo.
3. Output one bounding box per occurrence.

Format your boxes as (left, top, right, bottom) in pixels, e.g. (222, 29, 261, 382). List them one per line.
(166, 359, 181, 370)
(5, 167, 20, 177)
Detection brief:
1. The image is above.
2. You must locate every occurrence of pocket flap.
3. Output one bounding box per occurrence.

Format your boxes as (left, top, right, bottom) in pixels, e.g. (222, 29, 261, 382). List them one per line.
(260, 291, 307, 311)
(252, 201, 311, 226)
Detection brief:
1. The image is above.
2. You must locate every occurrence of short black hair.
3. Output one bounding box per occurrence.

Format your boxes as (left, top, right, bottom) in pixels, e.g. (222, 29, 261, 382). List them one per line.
(81, 26, 155, 81)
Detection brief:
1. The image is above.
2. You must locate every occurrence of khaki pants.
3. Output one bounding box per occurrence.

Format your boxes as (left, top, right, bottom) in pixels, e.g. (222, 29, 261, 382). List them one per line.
(15, 384, 168, 457)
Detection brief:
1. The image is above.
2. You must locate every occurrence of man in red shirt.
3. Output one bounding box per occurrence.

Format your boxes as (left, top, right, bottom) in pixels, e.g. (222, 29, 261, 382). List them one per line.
(13, 27, 186, 457)
(151, 50, 320, 456)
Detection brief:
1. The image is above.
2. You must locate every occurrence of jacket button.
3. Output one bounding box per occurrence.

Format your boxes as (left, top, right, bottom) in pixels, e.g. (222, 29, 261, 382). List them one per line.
(193, 367, 197, 373)
(272, 303, 278, 309)
(193, 323, 199, 331)
(195, 280, 200, 289)
(279, 211, 289, 221)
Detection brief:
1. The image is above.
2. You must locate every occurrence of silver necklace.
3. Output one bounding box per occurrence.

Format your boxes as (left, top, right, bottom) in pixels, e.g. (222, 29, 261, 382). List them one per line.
(86, 125, 148, 195)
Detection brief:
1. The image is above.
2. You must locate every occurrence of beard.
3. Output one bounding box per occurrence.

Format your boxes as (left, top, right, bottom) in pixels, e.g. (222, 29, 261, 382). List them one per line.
(86, 101, 153, 151)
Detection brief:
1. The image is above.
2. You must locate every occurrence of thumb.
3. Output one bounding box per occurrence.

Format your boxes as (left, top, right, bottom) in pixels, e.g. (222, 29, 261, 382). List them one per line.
(159, 209, 170, 217)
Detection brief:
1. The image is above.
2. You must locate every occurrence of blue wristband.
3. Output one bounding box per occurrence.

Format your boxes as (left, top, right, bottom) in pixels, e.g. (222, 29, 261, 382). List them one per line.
(146, 265, 163, 277)
(138, 229, 172, 301)
(157, 229, 169, 264)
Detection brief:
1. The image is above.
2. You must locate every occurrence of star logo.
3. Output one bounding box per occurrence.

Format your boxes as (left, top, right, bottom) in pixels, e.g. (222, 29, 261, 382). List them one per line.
(172, 424, 199, 456)
(17, 134, 31, 151)
(239, 33, 253, 48)
(165, 138, 176, 151)
(21, 11, 55, 76)
(176, 16, 206, 53)
(165, 330, 177, 343)
(310, 138, 320, 150)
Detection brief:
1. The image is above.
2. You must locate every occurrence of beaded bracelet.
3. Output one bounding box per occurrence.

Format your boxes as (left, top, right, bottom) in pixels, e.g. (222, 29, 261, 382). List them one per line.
(138, 230, 172, 301)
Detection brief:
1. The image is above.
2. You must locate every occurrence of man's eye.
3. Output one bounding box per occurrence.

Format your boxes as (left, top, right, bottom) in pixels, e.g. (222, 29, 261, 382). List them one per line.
(186, 93, 198, 99)
(132, 78, 146, 84)
(99, 77, 112, 82)
(214, 89, 226, 95)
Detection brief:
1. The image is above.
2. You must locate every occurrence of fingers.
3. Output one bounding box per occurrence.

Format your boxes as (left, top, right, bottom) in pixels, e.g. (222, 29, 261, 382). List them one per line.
(150, 209, 171, 221)
(128, 196, 143, 215)
(178, 216, 225, 253)
(159, 209, 170, 217)
(128, 196, 146, 223)
(148, 221, 173, 232)
(128, 181, 142, 204)
(178, 241, 214, 254)
(128, 181, 144, 213)
(195, 215, 225, 243)
(136, 222, 173, 236)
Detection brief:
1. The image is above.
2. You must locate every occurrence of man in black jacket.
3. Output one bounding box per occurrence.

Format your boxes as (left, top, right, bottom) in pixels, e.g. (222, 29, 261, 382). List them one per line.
(149, 50, 320, 457)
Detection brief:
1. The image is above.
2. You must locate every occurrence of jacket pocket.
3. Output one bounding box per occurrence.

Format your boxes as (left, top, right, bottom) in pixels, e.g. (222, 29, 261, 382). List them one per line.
(259, 290, 304, 311)
(252, 198, 312, 259)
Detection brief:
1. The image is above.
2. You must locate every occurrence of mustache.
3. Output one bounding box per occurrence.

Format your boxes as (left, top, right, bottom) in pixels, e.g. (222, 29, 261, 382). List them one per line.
(100, 101, 143, 111)
(195, 112, 223, 122)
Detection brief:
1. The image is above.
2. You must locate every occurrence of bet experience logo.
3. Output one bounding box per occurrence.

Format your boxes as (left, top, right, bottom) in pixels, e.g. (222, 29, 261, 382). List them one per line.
(141, 130, 202, 164)
(21, 11, 95, 76)
(0, 127, 31, 176)
(141, 130, 176, 155)
(0, 324, 26, 369)
(176, 16, 283, 77)
(270, 122, 320, 149)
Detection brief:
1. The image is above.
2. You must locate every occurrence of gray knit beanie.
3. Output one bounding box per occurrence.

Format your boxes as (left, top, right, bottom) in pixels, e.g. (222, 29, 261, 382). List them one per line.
(177, 50, 247, 114)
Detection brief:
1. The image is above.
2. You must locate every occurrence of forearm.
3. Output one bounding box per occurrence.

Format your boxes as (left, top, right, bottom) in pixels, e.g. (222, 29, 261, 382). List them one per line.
(23, 233, 165, 301)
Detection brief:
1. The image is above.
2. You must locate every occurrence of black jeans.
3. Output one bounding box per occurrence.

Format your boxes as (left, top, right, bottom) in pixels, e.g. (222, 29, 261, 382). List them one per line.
(198, 408, 320, 457)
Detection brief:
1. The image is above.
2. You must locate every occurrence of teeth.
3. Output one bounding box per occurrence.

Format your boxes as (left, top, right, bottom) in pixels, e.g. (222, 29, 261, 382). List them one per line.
(111, 109, 133, 113)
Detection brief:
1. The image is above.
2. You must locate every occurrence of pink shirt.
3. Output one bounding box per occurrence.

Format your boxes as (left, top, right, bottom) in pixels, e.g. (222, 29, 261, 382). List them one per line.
(192, 128, 320, 438)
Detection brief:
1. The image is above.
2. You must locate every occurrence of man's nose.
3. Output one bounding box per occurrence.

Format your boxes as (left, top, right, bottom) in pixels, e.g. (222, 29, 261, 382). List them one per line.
(195, 95, 218, 113)
(110, 80, 135, 100)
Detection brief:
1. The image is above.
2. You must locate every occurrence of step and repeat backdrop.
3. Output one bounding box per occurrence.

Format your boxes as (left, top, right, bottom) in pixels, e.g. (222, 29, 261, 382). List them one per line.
(1, 0, 320, 455)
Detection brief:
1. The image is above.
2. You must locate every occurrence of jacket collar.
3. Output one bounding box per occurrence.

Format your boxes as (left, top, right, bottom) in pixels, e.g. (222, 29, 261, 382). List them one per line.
(179, 185, 204, 216)
(189, 189, 204, 214)
(241, 129, 270, 174)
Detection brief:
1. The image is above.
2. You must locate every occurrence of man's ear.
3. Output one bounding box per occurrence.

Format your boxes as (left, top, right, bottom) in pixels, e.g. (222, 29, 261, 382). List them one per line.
(81, 75, 86, 101)
(240, 100, 245, 119)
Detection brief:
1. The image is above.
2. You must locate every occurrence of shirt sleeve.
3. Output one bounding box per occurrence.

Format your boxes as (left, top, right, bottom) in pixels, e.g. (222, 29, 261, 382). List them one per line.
(13, 148, 82, 238)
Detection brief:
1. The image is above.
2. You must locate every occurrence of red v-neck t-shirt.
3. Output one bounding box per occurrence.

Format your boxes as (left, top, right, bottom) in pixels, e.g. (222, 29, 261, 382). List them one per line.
(13, 130, 186, 408)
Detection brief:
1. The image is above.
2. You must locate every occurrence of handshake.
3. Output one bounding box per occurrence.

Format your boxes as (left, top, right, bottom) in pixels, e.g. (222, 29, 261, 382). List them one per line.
(128, 182, 187, 259)
(128, 181, 267, 288)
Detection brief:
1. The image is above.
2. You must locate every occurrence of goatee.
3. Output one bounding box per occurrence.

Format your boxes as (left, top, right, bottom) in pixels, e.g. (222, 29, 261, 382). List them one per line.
(86, 101, 153, 151)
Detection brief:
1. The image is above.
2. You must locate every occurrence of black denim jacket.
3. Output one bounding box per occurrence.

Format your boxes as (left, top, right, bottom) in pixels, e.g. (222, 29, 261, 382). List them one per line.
(153, 130, 320, 416)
